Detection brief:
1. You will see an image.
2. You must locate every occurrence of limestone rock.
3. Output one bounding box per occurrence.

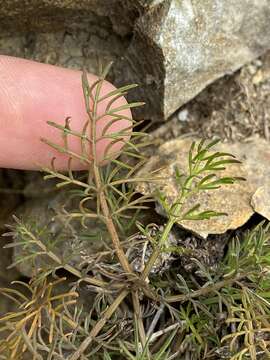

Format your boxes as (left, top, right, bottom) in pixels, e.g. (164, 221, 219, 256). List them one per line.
(113, 0, 270, 120)
(252, 186, 270, 221)
(1, 1, 270, 121)
(137, 137, 270, 238)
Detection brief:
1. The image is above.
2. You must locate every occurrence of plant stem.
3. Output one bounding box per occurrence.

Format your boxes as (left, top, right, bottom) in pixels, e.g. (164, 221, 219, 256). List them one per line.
(93, 138, 146, 348)
(86, 167, 146, 352)
(75, 71, 139, 360)
(88, 73, 132, 274)
(83, 72, 145, 357)
(24, 226, 106, 288)
(132, 291, 146, 346)
(97, 169, 132, 273)
(141, 217, 175, 281)
(141, 175, 194, 281)
(69, 289, 129, 360)
(165, 274, 245, 303)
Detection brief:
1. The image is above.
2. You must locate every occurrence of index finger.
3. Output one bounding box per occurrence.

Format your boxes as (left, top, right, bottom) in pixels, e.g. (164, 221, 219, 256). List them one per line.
(0, 55, 132, 170)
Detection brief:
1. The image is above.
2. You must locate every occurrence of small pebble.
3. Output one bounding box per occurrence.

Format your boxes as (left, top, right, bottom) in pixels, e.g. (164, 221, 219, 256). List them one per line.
(178, 108, 189, 122)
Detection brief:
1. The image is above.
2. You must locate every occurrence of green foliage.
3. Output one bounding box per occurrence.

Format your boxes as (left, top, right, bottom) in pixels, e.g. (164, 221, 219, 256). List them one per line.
(161, 222, 270, 359)
(1, 64, 270, 360)
(118, 320, 178, 360)
(157, 138, 244, 221)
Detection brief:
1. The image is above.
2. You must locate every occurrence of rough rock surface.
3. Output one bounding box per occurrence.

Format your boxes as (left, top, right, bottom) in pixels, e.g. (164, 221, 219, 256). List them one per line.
(0, 1, 141, 36)
(12, 192, 109, 278)
(1, 1, 270, 120)
(137, 137, 270, 238)
(115, 0, 270, 120)
(0, 2, 134, 75)
(0, 170, 24, 283)
(150, 53, 270, 142)
(252, 186, 270, 221)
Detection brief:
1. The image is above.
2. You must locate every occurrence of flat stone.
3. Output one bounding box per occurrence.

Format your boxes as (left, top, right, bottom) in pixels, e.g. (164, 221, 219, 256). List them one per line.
(137, 137, 270, 238)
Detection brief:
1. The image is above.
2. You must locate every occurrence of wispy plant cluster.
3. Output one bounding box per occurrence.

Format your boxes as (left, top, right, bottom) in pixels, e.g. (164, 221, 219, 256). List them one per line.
(0, 64, 270, 360)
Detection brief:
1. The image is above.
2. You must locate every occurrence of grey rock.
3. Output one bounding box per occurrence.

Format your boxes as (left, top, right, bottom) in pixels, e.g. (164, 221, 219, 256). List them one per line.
(137, 137, 270, 238)
(1, 1, 270, 121)
(12, 192, 109, 278)
(0, 1, 139, 78)
(0, 1, 141, 36)
(0, 170, 24, 283)
(113, 0, 270, 120)
(0, 236, 20, 283)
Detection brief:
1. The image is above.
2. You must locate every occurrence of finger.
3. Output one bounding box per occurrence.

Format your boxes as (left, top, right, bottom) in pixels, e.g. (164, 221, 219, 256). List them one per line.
(0, 55, 132, 170)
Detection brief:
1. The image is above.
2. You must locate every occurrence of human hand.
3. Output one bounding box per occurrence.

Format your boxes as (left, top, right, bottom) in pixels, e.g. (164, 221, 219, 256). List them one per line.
(0, 56, 131, 170)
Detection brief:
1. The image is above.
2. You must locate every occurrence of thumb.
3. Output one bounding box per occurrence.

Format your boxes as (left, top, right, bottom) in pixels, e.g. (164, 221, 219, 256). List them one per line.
(0, 56, 132, 170)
